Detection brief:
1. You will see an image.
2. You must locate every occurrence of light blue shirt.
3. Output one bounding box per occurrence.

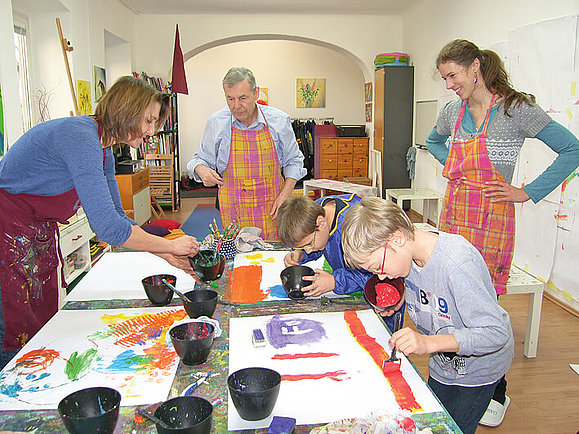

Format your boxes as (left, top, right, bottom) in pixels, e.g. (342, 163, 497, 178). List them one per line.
(187, 104, 306, 182)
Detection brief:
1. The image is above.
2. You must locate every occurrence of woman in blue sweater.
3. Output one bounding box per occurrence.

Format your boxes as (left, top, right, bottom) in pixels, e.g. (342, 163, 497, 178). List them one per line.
(0, 76, 200, 368)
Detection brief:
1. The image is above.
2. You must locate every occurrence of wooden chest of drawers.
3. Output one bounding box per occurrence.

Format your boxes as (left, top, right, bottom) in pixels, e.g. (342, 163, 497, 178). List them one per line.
(318, 137, 369, 181)
(115, 168, 152, 225)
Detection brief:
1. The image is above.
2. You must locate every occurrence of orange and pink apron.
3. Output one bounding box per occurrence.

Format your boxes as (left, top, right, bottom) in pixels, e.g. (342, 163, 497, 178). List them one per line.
(439, 96, 515, 295)
(219, 107, 283, 241)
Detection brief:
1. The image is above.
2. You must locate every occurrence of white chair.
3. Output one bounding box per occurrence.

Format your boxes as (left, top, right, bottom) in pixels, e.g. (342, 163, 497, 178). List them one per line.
(369, 149, 382, 198)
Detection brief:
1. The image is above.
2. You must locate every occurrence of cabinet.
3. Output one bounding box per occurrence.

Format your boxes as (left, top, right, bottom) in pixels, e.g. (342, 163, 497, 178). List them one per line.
(318, 137, 369, 181)
(374, 66, 414, 196)
(115, 168, 152, 225)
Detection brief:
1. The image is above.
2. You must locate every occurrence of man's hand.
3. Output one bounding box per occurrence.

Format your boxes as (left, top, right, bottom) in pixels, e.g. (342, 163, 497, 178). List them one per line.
(269, 189, 292, 219)
(195, 164, 223, 187)
(483, 180, 530, 203)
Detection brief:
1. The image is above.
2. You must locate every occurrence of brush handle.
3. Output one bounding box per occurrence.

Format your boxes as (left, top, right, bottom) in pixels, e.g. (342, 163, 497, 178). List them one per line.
(161, 278, 190, 303)
(136, 408, 172, 429)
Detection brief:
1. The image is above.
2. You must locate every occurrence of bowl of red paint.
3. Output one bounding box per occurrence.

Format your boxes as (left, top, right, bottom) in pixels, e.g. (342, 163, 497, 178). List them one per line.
(364, 275, 404, 311)
(58, 386, 121, 434)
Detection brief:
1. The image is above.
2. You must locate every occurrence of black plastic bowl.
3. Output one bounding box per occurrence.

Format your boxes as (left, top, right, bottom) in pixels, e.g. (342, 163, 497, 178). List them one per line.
(227, 367, 281, 421)
(170, 322, 215, 366)
(154, 396, 213, 434)
(142, 274, 176, 306)
(188, 251, 226, 282)
(58, 387, 121, 434)
(363, 275, 404, 311)
(182, 289, 218, 319)
(280, 265, 315, 300)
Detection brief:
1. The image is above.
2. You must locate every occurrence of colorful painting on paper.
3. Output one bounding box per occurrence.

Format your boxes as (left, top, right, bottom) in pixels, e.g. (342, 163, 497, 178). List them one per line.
(228, 310, 445, 430)
(365, 82, 373, 102)
(0, 307, 187, 410)
(257, 87, 268, 105)
(229, 250, 325, 303)
(365, 103, 373, 122)
(296, 78, 326, 108)
(76, 79, 92, 115)
(93, 66, 106, 102)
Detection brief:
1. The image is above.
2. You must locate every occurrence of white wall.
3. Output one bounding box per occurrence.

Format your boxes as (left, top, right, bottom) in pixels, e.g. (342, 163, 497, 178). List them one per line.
(180, 39, 366, 174)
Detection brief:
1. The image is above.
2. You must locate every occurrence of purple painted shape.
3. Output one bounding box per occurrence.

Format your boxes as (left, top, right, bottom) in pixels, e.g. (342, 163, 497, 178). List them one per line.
(265, 315, 326, 349)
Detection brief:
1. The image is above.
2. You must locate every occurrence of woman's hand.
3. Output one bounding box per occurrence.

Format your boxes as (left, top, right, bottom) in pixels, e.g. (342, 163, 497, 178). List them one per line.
(156, 253, 202, 284)
(170, 235, 200, 257)
(284, 250, 303, 267)
(483, 180, 530, 203)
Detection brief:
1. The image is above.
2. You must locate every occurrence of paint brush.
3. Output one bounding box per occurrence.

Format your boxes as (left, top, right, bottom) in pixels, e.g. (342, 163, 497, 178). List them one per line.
(136, 408, 173, 429)
(387, 311, 403, 363)
(161, 278, 191, 303)
(182, 370, 211, 396)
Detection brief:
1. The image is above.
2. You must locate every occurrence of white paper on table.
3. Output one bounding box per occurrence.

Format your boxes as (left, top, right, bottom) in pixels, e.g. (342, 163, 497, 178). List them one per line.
(232, 250, 344, 301)
(0, 306, 188, 410)
(65, 251, 198, 301)
(227, 310, 443, 430)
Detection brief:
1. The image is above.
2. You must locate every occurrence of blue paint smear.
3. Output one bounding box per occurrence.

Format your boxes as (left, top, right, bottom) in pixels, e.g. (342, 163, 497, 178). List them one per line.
(101, 350, 139, 372)
(37, 372, 50, 381)
(269, 285, 288, 299)
(25, 374, 35, 380)
(0, 381, 23, 398)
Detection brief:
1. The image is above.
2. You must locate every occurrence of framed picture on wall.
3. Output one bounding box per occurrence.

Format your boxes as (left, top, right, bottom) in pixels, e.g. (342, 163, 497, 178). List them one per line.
(93, 66, 106, 103)
(365, 103, 372, 122)
(76, 79, 92, 115)
(296, 78, 326, 108)
(257, 87, 268, 105)
(365, 82, 373, 103)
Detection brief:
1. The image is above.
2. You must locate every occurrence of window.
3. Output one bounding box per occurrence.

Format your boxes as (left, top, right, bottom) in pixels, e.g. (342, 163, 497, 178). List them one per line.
(13, 20, 32, 132)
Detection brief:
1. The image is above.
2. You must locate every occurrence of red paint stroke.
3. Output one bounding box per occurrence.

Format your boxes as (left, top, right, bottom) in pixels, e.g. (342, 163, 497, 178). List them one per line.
(15, 348, 61, 374)
(282, 371, 348, 381)
(272, 352, 339, 360)
(399, 416, 416, 431)
(229, 265, 268, 303)
(343, 310, 422, 412)
(107, 309, 187, 347)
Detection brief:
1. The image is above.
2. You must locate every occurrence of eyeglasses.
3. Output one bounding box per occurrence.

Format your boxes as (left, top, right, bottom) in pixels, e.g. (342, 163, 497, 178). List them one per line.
(367, 241, 388, 275)
(296, 227, 317, 250)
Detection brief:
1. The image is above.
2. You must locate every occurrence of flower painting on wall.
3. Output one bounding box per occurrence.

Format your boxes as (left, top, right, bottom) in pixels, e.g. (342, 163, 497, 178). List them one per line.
(296, 78, 326, 108)
(76, 79, 92, 115)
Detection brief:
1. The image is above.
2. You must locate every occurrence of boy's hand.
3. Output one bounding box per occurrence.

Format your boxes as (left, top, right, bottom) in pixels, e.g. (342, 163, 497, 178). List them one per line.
(389, 328, 430, 356)
(284, 250, 304, 267)
(302, 269, 334, 297)
(377, 293, 405, 317)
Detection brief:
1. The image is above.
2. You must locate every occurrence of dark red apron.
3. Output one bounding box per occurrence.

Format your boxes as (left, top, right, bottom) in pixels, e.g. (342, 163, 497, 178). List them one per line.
(0, 188, 81, 350)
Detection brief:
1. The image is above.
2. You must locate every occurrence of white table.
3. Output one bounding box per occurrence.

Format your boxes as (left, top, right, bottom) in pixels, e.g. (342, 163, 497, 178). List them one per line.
(303, 178, 378, 198)
(385, 188, 443, 226)
(506, 265, 544, 358)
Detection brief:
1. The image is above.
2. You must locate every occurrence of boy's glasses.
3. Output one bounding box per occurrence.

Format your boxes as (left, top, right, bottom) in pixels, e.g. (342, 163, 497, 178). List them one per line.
(296, 227, 317, 250)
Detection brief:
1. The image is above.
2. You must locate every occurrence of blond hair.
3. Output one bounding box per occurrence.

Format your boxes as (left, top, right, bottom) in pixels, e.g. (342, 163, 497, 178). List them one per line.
(277, 195, 325, 247)
(341, 197, 414, 268)
(94, 76, 170, 146)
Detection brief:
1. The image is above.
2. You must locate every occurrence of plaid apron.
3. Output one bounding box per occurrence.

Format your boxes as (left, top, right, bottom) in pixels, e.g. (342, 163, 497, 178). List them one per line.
(439, 96, 515, 295)
(219, 107, 283, 240)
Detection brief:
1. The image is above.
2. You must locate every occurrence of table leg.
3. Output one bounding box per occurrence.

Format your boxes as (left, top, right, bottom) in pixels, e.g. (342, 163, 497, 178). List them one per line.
(423, 199, 429, 223)
(523, 288, 543, 358)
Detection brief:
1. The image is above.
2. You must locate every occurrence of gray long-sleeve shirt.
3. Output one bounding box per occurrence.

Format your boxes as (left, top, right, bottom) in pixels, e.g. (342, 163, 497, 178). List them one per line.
(405, 231, 514, 387)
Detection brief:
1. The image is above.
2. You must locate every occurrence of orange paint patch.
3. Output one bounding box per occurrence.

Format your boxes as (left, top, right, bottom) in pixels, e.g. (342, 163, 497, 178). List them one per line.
(230, 265, 268, 303)
(15, 348, 60, 374)
(343, 310, 422, 412)
(144, 343, 178, 371)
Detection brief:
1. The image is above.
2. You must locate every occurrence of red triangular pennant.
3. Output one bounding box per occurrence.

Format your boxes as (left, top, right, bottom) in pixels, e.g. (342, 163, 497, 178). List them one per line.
(171, 24, 188, 94)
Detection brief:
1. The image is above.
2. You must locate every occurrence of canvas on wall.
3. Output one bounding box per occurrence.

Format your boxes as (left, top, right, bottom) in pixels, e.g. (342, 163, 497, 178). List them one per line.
(257, 87, 268, 105)
(296, 78, 326, 108)
(76, 79, 92, 115)
(365, 82, 373, 103)
(93, 66, 106, 102)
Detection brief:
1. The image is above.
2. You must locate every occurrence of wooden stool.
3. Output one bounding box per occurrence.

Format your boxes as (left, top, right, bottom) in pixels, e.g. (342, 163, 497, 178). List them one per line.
(150, 188, 166, 219)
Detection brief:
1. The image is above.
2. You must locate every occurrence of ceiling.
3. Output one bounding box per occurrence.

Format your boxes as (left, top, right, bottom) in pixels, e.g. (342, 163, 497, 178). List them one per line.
(117, 0, 417, 15)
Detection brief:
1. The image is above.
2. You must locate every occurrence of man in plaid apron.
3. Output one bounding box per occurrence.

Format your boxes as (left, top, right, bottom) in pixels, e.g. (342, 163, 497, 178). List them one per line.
(188, 67, 306, 240)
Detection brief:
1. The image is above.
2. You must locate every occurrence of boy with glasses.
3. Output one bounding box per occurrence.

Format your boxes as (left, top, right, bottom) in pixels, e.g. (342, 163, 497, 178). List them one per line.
(341, 196, 514, 434)
(277, 194, 405, 332)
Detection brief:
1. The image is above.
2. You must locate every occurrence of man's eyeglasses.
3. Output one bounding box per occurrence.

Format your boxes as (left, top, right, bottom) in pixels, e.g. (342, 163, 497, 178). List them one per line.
(296, 227, 317, 250)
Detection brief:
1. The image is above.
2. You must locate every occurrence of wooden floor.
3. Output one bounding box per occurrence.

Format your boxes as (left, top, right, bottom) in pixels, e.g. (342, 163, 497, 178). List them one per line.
(164, 197, 579, 433)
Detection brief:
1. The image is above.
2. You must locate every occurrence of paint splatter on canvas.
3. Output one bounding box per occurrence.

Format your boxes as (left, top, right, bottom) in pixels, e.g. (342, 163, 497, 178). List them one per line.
(0, 307, 187, 410)
(228, 310, 444, 431)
